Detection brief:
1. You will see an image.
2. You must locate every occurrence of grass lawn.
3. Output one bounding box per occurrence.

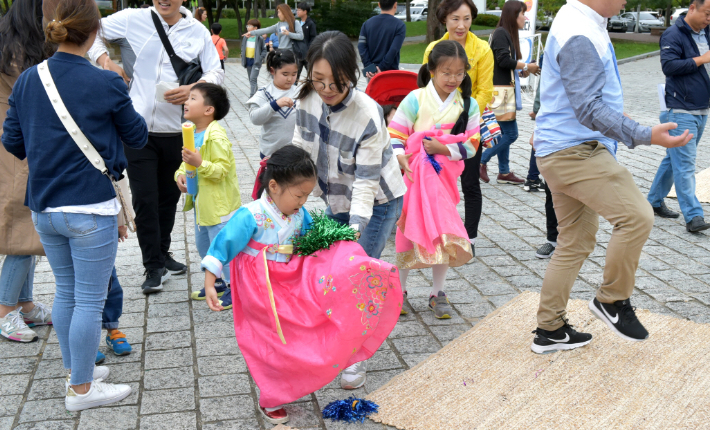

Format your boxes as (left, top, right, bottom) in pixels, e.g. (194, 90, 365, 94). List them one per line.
(400, 37, 659, 64)
(403, 21, 493, 37)
(210, 18, 493, 39)
(207, 18, 279, 39)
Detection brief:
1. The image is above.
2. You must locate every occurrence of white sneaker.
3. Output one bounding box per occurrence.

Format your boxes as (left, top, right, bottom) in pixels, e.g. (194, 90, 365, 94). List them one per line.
(340, 361, 368, 389)
(65, 366, 111, 392)
(65, 379, 131, 411)
(0, 309, 38, 342)
(21, 302, 52, 327)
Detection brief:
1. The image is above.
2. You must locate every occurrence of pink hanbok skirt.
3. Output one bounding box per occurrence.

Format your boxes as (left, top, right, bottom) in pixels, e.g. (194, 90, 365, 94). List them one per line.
(229, 240, 402, 408)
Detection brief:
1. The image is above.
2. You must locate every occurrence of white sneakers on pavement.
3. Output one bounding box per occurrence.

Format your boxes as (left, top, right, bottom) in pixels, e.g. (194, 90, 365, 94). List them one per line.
(340, 361, 368, 389)
(65, 365, 130, 411)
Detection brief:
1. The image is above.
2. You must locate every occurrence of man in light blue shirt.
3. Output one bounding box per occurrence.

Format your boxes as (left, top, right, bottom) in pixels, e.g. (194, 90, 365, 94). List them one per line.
(530, 0, 692, 354)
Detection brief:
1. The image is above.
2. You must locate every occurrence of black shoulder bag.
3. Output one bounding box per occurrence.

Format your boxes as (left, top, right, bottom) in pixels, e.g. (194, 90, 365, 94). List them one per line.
(291, 22, 309, 63)
(151, 11, 203, 86)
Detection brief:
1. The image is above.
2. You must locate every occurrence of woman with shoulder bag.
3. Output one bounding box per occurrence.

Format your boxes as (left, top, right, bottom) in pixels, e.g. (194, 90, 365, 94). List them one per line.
(480, 0, 539, 185)
(423, 0, 495, 252)
(0, 0, 55, 343)
(2, 0, 148, 411)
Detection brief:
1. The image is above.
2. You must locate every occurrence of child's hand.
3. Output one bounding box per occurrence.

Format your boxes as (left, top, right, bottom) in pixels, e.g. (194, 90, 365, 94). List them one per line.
(182, 148, 203, 168)
(177, 174, 187, 193)
(423, 137, 451, 156)
(276, 97, 294, 108)
(204, 271, 224, 312)
(118, 225, 128, 242)
(397, 153, 413, 182)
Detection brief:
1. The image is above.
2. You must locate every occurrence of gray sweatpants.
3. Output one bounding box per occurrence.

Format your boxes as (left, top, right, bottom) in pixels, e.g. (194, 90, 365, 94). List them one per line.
(246, 65, 260, 98)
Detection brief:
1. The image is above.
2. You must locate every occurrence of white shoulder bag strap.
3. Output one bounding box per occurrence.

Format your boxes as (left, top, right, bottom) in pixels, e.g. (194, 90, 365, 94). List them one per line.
(36, 60, 136, 231)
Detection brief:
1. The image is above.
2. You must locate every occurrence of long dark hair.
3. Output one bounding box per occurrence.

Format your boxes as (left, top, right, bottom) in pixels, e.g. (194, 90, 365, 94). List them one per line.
(297, 31, 359, 100)
(0, 0, 52, 76)
(497, 0, 525, 60)
(257, 146, 317, 197)
(417, 40, 472, 98)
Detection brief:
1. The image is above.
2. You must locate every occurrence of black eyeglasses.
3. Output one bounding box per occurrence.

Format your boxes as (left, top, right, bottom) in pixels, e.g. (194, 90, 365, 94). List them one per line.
(305, 79, 341, 92)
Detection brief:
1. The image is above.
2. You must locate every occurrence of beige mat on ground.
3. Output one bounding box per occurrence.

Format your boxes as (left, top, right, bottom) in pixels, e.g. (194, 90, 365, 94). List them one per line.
(668, 166, 710, 202)
(367, 292, 710, 429)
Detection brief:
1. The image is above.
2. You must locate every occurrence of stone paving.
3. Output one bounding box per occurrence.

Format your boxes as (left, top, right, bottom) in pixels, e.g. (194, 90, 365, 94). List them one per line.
(3, 56, 710, 430)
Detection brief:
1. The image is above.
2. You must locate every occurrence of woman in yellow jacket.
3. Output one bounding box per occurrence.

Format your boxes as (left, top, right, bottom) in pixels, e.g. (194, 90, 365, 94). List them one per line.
(423, 0, 493, 254)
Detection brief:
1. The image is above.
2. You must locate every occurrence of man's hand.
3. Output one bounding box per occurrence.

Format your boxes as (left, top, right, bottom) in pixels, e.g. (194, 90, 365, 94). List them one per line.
(176, 174, 187, 193)
(101, 55, 130, 85)
(651, 122, 692, 148)
(527, 62, 540, 75)
(242, 31, 253, 37)
(529, 133, 534, 146)
(397, 153, 413, 182)
(182, 148, 203, 168)
(366, 66, 381, 79)
(164, 85, 193, 105)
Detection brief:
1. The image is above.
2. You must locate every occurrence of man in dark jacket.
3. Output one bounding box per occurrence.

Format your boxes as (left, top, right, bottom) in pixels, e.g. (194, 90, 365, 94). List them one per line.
(297, 2, 317, 78)
(358, 0, 406, 79)
(648, 0, 710, 232)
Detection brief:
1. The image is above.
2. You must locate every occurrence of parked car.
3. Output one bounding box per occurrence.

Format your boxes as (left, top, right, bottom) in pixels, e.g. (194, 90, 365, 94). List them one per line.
(670, 8, 688, 26)
(536, 13, 553, 30)
(485, 9, 502, 18)
(607, 15, 629, 32)
(621, 11, 664, 32)
(395, 7, 428, 22)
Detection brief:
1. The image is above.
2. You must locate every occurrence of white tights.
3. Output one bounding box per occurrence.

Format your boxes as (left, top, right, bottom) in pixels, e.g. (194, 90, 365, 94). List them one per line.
(399, 264, 449, 297)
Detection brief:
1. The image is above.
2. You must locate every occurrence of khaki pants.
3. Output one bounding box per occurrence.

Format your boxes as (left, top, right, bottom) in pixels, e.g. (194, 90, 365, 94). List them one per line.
(536, 142, 654, 331)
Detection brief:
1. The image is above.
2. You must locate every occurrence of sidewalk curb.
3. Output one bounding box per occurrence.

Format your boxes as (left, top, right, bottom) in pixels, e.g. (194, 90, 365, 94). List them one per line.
(617, 50, 660, 65)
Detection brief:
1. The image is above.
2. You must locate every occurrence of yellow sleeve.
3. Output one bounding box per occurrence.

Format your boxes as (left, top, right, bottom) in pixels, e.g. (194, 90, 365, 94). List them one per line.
(175, 162, 187, 182)
(474, 44, 495, 111)
(197, 137, 233, 181)
(423, 41, 438, 64)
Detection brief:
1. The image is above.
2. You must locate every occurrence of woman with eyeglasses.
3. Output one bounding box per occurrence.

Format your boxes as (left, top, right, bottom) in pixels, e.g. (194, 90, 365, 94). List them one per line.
(292, 30, 406, 391)
(479, 0, 539, 185)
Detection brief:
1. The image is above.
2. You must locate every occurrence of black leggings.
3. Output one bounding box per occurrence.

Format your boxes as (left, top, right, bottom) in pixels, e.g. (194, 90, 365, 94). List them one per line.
(461, 144, 483, 239)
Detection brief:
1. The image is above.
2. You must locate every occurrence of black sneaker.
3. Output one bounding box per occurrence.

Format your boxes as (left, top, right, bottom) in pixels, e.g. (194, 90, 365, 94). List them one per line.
(535, 242, 555, 259)
(589, 297, 649, 342)
(686, 216, 710, 233)
(531, 320, 592, 354)
(164, 252, 187, 275)
(652, 201, 679, 219)
(142, 268, 170, 294)
(523, 178, 542, 192)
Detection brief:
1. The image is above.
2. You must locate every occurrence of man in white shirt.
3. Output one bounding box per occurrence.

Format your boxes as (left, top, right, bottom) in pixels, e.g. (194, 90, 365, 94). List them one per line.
(89, 0, 224, 294)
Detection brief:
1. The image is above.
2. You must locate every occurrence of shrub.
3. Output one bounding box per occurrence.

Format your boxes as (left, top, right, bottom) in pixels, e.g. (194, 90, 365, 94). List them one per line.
(312, 1, 376, 38)
(473, 13, 500, 27)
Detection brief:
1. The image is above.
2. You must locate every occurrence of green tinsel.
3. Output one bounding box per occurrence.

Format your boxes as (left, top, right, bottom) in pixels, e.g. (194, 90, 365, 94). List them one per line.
(293, 211, 358, 257)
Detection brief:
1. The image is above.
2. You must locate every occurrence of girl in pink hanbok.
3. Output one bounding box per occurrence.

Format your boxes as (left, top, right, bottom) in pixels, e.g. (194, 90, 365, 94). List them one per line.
(200, 146, 402, 425)
(389, 41, 481, 319)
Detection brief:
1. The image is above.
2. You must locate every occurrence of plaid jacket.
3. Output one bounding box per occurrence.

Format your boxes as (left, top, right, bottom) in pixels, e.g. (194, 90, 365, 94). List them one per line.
(293, 88, 406, 230)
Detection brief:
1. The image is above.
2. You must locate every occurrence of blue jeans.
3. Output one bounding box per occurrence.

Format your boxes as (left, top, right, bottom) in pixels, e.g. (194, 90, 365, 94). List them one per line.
(647, 110, 707, 223)
(0, 255, 35, 307)
(102, 268, 122, 330)
(195, 214, 231, 284)
(481, 119, 518, 174)
(326, 196, 403, 259)
(32, 212, 117, 385)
